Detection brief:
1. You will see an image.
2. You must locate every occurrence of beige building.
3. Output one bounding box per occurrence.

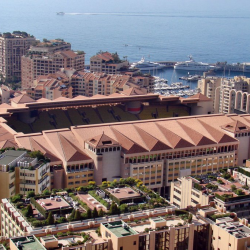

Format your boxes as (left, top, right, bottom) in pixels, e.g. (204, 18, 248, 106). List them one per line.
(211, 218, 250, 250)
(21, 50, 85, 89)
(0, 32, 36, 80)
(199, 76, 250, 114)
(170, 176, 211, 209)
(90, 52, 129, 74)
(29, 39, 71, 54)
(26, 72, 73, 100)
(101, 219, 210, 250)
(0, 150, 50, 201)
(198, 76, 222, 113)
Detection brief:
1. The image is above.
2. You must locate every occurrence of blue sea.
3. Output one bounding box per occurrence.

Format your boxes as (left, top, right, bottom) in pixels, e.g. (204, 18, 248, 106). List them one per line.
(1, 0, 250, 83)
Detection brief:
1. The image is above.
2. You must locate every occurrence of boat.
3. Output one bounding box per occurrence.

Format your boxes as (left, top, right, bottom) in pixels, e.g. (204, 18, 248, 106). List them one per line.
(57, 12, 65, 15)
(174, 56, 217, 71)
(130, 57, 165, 71)
(179, 74, 202, 81)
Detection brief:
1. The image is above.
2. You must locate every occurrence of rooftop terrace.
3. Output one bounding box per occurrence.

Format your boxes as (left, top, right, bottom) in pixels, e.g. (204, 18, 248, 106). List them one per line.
(217, 220, 250, 239)
(107, 187, 141, 200)
(36, 196, 71, 211)
(102, 220, 138, 237)
(11, 235, 46, 250)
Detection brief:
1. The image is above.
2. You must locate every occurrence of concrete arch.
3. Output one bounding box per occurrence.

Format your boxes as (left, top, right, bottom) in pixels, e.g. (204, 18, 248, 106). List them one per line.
(229, 90, 237, 113)
(235, 91, 243, 110)
(246, 94, 250, 113)
(241, 92, 248, 111)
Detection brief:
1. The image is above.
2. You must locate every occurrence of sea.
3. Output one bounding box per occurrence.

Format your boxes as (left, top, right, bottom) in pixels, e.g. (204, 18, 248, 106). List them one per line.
(1, 0, 250, 84)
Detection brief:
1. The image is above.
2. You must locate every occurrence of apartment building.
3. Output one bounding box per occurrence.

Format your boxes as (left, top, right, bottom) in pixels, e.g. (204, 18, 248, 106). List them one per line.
(0, 32, 36, 80)
(29, 39, 71, 54)
(26, 72, 73, 100)
(199, 76, 250, 114)
(0, 150, 50, 200)
(211, 218, 250, 250)
(90, 52, 129, 74)
(198, 77, 221, 113)
(170, 176, 211, 209)
(21, 50, 85, 89)
(25, 69, 152, 99)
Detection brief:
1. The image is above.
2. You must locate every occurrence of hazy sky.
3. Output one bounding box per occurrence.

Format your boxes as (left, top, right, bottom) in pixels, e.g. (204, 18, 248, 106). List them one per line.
(2, 0, 250, 14)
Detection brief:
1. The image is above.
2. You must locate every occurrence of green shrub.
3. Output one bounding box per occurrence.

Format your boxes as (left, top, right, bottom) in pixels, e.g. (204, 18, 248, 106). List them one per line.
(32, 220, 43, 227)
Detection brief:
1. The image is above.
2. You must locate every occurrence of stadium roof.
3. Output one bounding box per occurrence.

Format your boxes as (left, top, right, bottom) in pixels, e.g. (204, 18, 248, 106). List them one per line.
(11, 114, 243, 165)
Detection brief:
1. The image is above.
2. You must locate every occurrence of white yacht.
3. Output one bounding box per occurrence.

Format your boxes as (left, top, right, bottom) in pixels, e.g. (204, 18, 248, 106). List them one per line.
(174, 56, 216, 71)
(130, 57, 165, 71)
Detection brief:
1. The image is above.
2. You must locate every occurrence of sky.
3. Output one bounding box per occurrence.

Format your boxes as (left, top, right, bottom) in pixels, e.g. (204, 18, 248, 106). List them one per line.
(1, 0, 250, 14)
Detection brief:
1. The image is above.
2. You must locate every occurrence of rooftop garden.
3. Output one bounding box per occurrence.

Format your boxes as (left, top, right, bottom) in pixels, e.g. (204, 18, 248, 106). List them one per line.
(0, 31, 33, 38)
(207, 212, 234, 222)
(9, 178, 169, 228)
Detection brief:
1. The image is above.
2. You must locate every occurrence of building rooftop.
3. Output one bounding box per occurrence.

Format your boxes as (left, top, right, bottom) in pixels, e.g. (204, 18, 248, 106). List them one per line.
(36, 196, 71, 211)
(11, 235, 46, 250)
(217, 220, 250, 239)
(107, 187, 141, 200)
(102, 220, 138, 237)
(150, 217, 166, 223)
(0, 245, 6, 250)
(0, 150, 25, 166)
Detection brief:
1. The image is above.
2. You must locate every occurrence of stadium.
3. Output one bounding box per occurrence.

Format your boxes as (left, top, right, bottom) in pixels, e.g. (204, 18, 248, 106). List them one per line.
(0, 90, 219, 195)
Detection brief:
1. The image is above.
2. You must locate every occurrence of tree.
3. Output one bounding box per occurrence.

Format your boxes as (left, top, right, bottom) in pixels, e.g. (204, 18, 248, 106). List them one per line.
(119, 204, 128, 214)
(87, 208, 92, 219)
(27, 191, 35, 198)
(43, 189, 51, 196)
(26, 204, 33, 217)
(74, 210, 81, 220)
(92, 207, 98, 218)
(70, 209, 76, 220)
(188, 213, 192, 223)
(98, 209, 104, 217)
(110, 202, 119, 215)
(231, 185, 237, 192)
(47, 212, 54, 225)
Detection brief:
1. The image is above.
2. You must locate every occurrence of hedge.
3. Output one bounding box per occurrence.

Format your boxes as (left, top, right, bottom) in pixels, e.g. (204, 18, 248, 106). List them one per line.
(88, 190, 109, 208)
(30, 197, 47, 218)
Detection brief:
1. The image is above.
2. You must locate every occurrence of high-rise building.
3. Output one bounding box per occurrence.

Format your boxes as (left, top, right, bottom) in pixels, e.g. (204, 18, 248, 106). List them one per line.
(198, 76, 250, 114)
(21, 50, 85, 89)
(90, 52, 129, 74)
(0, 32, 36, 80)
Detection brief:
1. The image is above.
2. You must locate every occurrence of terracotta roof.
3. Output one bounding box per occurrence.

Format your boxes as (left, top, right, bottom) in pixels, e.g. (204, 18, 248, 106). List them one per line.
(0, 140, 17, 149)
(221, 120, 250, 133)
(0, 103, 12, 109)
(121, 87, 147, 96)
(87, 133, 120, 148)
(58, 50, 78, 58)
(188, 93, 211, 102)
(92, 52, 114, 62)
(11, 94, 36, 104)
(36, 98, 52, 103)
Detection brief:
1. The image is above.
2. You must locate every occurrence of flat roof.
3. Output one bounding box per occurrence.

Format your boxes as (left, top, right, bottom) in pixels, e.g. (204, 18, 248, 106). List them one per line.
(0, 150, 26, 166)
(103, 220, 138, 237)
(36, 196, 71, 211)
(217, 221, 250, 238)
(150, 217, 166, 223)
(11, 235, 46, 250)
(107, 187, 141, 200)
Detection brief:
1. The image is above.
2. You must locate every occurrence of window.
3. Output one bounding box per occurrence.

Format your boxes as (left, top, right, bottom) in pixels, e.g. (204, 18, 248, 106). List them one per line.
(120, 247, 123, 250)
(133, 241, 136, 245)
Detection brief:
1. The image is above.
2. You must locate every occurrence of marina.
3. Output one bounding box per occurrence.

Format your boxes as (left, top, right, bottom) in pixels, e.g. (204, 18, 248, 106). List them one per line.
(153, 77, 200, 97)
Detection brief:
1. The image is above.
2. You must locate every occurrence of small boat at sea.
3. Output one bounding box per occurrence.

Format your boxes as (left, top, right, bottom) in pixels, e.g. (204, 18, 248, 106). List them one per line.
(57, 12, 65, 15)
